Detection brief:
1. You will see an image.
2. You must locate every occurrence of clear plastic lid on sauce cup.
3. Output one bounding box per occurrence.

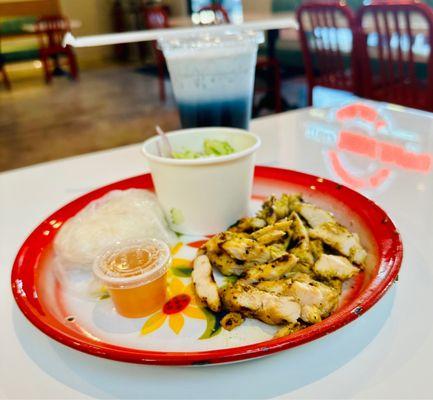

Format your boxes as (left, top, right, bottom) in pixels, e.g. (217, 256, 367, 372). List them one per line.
(93, 238, 171, 290)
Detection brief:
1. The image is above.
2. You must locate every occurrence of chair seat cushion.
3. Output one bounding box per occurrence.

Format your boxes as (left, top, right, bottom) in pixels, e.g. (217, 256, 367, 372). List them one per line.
(0, 16, 37, 35)
(3, 49, 39, 62)
(1, 37, 39, 62)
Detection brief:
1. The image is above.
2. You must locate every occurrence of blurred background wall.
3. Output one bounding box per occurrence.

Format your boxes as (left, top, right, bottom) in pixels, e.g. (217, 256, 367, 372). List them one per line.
(60, 0, 115, 68)
(0, 0, 283, 87)
(59, 0, 272, 67)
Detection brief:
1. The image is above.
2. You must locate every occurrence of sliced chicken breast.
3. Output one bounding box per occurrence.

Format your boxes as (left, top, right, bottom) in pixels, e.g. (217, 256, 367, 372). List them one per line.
(221, 236, 272, 263)
(221, 283, 301, 325)
(192, 255, 221, 312)
(207, 251, 246, 276)
(287, 280, 339, 320)
(300, 304, 322, 324)
(296, 202, 336, 228)
(244, 254, 298, 283)
(314, 254, 360, 280)
(309, 222, 367, 264)
(254, 279, 291, 296)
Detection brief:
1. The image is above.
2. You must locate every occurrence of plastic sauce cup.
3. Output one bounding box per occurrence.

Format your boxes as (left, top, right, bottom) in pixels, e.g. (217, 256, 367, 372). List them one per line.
(93, 239, 171, 318)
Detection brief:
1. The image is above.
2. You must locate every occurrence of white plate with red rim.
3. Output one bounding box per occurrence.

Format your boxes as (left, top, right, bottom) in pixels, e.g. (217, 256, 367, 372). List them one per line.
(11, 166, 402, 365)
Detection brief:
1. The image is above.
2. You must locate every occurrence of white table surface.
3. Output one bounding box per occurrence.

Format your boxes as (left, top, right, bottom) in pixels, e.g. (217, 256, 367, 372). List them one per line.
(1, 104, 433, 399)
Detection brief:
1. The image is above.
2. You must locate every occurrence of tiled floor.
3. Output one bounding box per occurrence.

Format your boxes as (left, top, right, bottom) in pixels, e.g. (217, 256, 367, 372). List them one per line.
(0, 65, 180, 172)
(0, 64, 308, 172)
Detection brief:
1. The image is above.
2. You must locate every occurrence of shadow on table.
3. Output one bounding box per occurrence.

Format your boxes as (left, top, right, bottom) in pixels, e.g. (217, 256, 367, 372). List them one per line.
(13, 289, 395, 399)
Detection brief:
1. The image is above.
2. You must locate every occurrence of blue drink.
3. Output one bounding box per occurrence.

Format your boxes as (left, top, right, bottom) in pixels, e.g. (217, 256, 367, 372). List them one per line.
(158, 31, 263, 130)
(178, 98, 250, 129)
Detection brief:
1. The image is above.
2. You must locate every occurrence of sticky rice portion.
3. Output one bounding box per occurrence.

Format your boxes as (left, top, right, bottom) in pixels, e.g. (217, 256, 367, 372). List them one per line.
(54, 189, 177, 267)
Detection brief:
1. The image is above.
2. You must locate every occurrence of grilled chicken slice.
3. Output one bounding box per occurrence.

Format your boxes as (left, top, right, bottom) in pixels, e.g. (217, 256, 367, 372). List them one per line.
(327, 278, 343, 293)
(289, 281, 324, 306)
(221, 283, 301, 325)
(253, 229, 287, 245)
(254, 279, 291, 296)
(313, 282, 340, 315)
(288, 212, 315, 266)
(221, 235, 287, 265)
(296, 202, 336, 228)
(254, 274, 339, 324)
(251, 218, 292, 243)
(200, 232, 249, 276)
(244, 254, 298, 283)
(207, 251, 245, 276)
(274, 322, 305, 338)
(201, 231, 288, 276)
(257, 193, 302, 224)
(251, 219, 293, 236)
(200, 231, 251, 254)
(309, 222, 367, 265)
(192, 255, 221, 312)
(284, 271, 315, 283)
(300, 304, 322, 323)
(287, 279, 339, 321)
(289, 212, 309, 243)
(229, 217, 266, 233)
(314, 254, 360, 280)
(267, 243, 290, 261)
(198, 232, 225, 254)
(221, 236, 272, 263)
(310, 239, 324, 261)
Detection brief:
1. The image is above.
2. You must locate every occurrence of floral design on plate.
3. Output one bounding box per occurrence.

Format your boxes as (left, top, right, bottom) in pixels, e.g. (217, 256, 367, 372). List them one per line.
(139, 244, 221, 339)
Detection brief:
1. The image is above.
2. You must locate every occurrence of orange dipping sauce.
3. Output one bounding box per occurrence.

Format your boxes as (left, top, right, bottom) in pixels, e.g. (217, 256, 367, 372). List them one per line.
(93, 239, 171, 318)
(109, 273, 167, 318)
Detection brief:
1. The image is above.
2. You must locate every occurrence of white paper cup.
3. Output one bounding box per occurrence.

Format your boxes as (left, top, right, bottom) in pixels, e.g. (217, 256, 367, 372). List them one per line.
(142, 128, 261, 235)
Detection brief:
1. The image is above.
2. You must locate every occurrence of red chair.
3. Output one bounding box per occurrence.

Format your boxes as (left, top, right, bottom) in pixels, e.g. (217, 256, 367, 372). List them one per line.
(142, 5, 169, 102)
(355, 1, 433, 111)
(296, 1, 358, 106)
(35, 15, 78, 83)
(197, 4, 230, 25)
(0, 33, 11, 90)
(0, 62, 10, 90)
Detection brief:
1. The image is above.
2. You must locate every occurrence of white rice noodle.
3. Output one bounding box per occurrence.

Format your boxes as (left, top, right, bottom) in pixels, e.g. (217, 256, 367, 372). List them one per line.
(54, 189, 177, 268)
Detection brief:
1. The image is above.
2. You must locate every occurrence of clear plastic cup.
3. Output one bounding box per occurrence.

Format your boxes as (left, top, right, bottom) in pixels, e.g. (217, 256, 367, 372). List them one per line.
(93, 238, 171, 318)
(158, 30, 264, 129)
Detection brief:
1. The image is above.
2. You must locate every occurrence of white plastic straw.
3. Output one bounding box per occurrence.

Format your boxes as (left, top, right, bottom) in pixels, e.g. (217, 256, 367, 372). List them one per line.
(155, 125, 173, 158)
(63, 17, 298, 48)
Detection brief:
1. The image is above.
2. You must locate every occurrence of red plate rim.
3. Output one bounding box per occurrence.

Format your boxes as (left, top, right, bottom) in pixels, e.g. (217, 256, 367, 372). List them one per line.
(11, 166, 403, 366)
